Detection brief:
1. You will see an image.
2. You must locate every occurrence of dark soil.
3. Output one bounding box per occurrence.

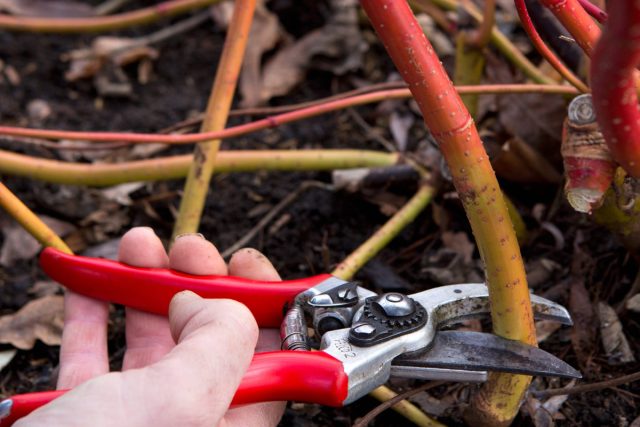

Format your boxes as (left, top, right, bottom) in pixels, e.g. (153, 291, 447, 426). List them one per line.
(0, 1, 639, 426)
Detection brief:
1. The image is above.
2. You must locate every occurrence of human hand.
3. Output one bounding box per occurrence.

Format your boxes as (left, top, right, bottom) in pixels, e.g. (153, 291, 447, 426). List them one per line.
(18, 227, 285, 427)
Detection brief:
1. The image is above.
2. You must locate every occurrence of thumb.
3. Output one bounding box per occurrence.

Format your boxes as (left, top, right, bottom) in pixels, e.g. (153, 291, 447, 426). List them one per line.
(139, 291, 259, 426)
(18, 292, 259, 427)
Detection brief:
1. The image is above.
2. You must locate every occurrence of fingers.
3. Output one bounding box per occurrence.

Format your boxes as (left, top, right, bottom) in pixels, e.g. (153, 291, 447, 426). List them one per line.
(56, 290, 110, 389)
(20, 293, 259, 427)
(226, 248, 287, 427)
(119, 228, 175, 370)
(169, 233, 228, 275)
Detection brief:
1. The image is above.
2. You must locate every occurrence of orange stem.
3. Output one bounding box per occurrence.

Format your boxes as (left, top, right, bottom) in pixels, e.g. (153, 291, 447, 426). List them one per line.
(0, 85, 577, 145)
(0, 0, 220, 33)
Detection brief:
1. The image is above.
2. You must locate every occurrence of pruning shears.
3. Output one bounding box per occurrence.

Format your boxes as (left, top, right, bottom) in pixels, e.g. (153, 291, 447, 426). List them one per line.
(0, 248, 581, 426)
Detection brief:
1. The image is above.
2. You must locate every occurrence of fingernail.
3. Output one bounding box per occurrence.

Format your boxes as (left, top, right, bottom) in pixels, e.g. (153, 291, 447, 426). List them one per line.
(174, 233, 205, 241)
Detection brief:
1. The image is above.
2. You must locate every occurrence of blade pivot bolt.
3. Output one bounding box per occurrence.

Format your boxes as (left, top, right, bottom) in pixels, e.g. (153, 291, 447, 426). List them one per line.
(351, 322, 377, 338)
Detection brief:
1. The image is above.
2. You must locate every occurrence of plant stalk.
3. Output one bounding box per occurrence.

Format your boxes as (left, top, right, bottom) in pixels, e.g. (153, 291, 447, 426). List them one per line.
(0, 0, 220, 33)
(415, 0, 555, 85)
(173, 0, 255, 237)
(331, 184, 438, 427)
(0, 149, 398, 186)
(514, 0, 589, 92)
(0, 85, 578, 145)
(359, 2, 536, 425)
(539, 0, 600, 56)
(590, 1, 640, 178)
(0, 182, 72, 253)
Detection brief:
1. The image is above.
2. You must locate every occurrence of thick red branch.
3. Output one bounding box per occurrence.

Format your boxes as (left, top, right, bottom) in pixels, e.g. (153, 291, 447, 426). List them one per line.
(591, 1, 640, 178)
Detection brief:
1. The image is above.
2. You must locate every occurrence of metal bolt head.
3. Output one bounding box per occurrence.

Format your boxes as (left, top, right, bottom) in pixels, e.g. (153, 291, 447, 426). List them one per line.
(309, 294, 333, 306)
(386, 293, 403, 303)
(568, 94, 597, 125)
(352, 322, 376, 337)
(374, 293, 416, 317)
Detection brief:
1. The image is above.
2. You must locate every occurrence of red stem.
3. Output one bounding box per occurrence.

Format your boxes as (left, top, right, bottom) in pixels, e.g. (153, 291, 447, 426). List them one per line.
(0, 85, 576, 145)
(577, 0, 607, 24)
(591, 1, 640, 178)
(539, 0, 600, 56)
(514, 0, 588, 92)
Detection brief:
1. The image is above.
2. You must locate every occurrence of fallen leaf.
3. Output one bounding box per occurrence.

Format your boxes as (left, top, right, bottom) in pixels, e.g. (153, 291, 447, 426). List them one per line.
(0, 295, 64, 350)
(64, 37, 158, 82)
(101, 182, 145, 206)
(569, 277, 598, 370)
(389, 111, 415, 152)
(526, 390, 572, 427)
(536, 320, 562, 343)
(0, 0, 94, 17)
(0, 215, 75, 266)
(239, 1, 283, 107)
(257, 0, 363, 103)
(493, 137, 562, 184)
(0, 349, 16, 372)
(626, 293, 640, 313)
(598, 302, 635, 364)
(28, 280, 61, 298)
(441, 231, 474, 264)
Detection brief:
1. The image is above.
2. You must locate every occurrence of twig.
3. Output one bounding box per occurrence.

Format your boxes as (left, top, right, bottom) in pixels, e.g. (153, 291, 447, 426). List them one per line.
(0, 0, 220, 33)
(514, 0, 589, 92)
(94, 0, 131, 16)
(0, 183, 72, 253)
(221, 181, 331, 258)
(173, 0, 256, 237)
(533, 371, 640, 398)
(0, 85, 578, 145)
(353, 382, 446, 427)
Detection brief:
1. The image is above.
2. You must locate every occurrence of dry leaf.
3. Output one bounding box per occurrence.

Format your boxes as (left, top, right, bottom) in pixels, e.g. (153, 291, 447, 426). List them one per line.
(598, 302, 635, 364)
(257, 0, 363, 103)
(239, 1, 283, 107)
(389, 112, 414, 152)
(569, 277, 598, 370)
(101, 182, 145, 206)
(441, 231, 474, 264)
(0, 349, 16, 372)
(493, 137, 562, 184)
(625, 293, 640, 313)
(0, 0, 94, 17)
(536, 320, 562, 343)
(0, 215, 75, 266)
(65, 37, 158, 82)
(0, 295, 64, 350)
(527, 390, 572, 427)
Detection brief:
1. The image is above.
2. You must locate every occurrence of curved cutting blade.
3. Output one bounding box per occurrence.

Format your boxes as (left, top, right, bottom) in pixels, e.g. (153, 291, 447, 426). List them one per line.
(393, 330, 581, 379)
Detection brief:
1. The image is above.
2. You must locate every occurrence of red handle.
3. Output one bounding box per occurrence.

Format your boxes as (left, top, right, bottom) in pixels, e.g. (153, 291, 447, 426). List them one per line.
(0, 352, 348, 426)
(40, 248, 332, 328)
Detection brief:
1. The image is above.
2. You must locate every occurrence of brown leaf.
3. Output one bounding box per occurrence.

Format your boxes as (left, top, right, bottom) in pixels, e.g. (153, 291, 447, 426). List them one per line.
(0, 0, 94, 17)
(569, 277, 598, 370)
(64, 37, 158, 82)
(492, 137, 562, 184)
(597, 302, 635, 364)
(0, 215, 75, 266)
(239, 2, 283, 107)
(0, 295, 64, 350)
(441, 231, 474, 264)
(257, 0, 363, 103)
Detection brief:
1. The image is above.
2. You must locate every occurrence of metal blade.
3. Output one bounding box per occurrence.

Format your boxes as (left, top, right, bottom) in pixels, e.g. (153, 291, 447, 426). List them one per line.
(392, 331, 581, 379)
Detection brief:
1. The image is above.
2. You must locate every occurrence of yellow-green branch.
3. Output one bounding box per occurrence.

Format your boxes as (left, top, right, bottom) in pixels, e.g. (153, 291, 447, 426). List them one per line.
(0, 0, 220, 33)
(0, 149, 398, 186)
(0, 182, 72, 253)
(331, 184, 439, 427)
(173, 0, 255, 237)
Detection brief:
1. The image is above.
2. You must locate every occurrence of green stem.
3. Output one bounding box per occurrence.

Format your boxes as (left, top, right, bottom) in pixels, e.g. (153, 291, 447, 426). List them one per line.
(0, 0, 220, 33)
(0, 149, 398, 186)
(173, 0, 256, 237)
